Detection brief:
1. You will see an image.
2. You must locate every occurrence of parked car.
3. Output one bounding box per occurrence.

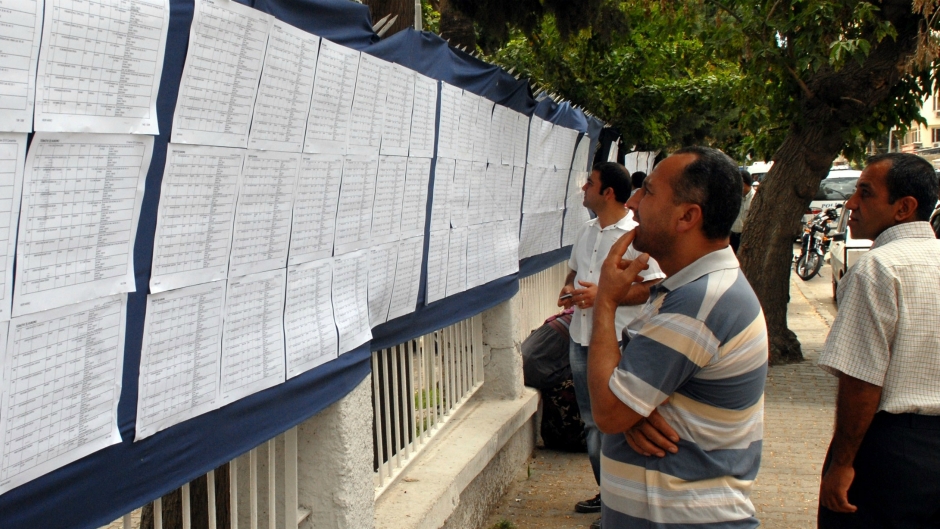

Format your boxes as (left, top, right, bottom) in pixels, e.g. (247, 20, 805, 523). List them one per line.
(803, 169, 861, 224)
(829, 204, 872, 303)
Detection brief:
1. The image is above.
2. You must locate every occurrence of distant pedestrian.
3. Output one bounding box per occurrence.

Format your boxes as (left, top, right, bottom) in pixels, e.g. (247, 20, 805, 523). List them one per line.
(730, 168, 754, 253)
(629, 171, 645, 198)
(817, 152, 940, 528)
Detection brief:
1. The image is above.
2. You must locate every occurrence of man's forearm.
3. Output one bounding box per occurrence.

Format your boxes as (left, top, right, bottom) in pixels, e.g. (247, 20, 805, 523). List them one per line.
(565, 269, 576, 287)
(588, 298, 643, 433)
(830, 374, 882, 467)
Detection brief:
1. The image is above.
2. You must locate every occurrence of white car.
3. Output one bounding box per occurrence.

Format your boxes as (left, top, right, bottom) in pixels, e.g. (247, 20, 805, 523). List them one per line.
(803, 169, 861, 224)
(829, 205, 872, 302)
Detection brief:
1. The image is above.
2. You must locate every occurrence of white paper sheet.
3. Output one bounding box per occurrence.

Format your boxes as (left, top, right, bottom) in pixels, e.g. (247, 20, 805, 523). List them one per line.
(437, 83, 461, 159)
(347, 53, 388, 156)
(0, 134, 26, 321)
(284, 259, 338, 378)
(409, 74, 437, 158)
(367, 241, 397, 326)
(380, 64, 415, 157)
(512, 111, 529, 168)
(13, 134, 152, 316)
(333, 155, 377, 254)
(387, 234, 423, 320)
(370, 155, 407, 244)
(400, 157, 431, 238)
(0, 295, 125, 494)
(473, 98, 492, 164)
(450, 160, 472, 228)
(303, 39, 360, 154)
(150, 144, 243, 293)
(247, 20, 320, 153)
(33, 0, 169, 134)
(519, 210, 562, 259)
(135, 281, 225, 440)
(331, 249, 371, 353)
(445, 227, 468, 297)
(425, 229, 449, 305)
(486, 163, 510, 222)
(429, 157, 454, 231)
(467, 161, 487, 226)
(228, 150, 298, 277)
(288, 153, 343, 266)
(466, 224, 485, 289)
(562, 169, 590, 247)
(487, 105, 505, 166)
(0, 0, 43, 132)
(497, 219, 519, 276)
(481, 222, 499, 283)
(509, 165, 525, 220)
(572, 134, 591, 173)
(171, 0, 272, 147)
(456, 91, 477, 162)
(220, 268, 286, 404)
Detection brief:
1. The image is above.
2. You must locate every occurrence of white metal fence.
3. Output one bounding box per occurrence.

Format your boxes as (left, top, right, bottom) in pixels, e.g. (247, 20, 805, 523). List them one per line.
(372, 315, 484, 495)
(103, 427, 306, 529)
(519, 262, 569, 335)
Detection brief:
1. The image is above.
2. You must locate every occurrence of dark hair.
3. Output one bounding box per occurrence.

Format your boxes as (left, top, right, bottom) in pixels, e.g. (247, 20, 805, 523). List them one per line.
(591, 162, 632, 203)
(866, 153, 939, 221)
(631, 171, 647, 190)
(739, 169, 754, 187)
(671, 147, 742, 239)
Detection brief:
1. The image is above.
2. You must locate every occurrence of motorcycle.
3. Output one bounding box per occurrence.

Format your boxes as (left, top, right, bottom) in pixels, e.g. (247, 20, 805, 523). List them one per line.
(794, 204, 841, 281)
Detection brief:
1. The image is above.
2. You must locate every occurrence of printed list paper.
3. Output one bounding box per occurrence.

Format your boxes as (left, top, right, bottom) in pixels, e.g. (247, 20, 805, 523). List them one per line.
(0, 134, 26, 320)
(13, 133, 152, 316)
(0, 0, 43, 132)
(285, 259, 338, 378)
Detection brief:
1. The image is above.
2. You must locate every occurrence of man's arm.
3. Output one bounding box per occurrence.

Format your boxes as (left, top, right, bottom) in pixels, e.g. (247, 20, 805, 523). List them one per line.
(819, 373, 882, 513)
(588, 232, 648, 434)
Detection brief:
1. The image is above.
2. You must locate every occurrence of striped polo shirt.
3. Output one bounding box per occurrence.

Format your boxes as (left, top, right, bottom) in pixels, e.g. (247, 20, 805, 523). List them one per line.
(601, 247, 768, 528)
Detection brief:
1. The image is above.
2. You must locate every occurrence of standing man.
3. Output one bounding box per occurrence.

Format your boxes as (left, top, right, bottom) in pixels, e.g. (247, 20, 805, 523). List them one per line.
(589, 147, 767, 528)
(730, 169, 755, 253)
(817, 153, 940, 527)
(558, 162, 665, 517)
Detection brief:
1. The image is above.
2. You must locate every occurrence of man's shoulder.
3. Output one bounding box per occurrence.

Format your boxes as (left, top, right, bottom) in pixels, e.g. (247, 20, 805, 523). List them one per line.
(659, 268, 763, 340)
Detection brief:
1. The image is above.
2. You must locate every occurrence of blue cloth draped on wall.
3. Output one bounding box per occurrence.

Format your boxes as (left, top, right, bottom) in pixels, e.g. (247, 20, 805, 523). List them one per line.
(0, 0, 602, 526)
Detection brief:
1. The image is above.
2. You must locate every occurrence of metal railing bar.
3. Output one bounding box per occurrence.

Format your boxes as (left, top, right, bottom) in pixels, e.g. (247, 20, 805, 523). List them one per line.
(389, 346, 402, 470)
(154, 497, 163, 529)
(230, 456, 238, 529)
(285, 428, 299, 529)
(371, 352, 385, 484)
(380, 347, 395, 473)
(182, 482, 191, 529)
(207, 469, 217, 529)
(268, 438, 276, 529)
(250, 448, 258, 529)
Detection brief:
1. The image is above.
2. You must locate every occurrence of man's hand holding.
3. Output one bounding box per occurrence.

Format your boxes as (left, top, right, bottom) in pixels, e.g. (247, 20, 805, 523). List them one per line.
(558, 284, 576, 308)
(820, 464, 857, 513)
(596, 231, 650, 311)
(625, 408, 680, 458)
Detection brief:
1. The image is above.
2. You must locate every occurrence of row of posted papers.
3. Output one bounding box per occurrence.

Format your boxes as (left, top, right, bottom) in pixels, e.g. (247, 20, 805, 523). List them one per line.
(0, 0, 593, 496)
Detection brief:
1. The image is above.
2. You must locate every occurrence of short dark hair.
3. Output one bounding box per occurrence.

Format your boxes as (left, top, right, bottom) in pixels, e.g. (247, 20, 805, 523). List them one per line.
(671, 147, 742, 239)
(740, 169, 754, 187)
(866, 153, 939, 221)
(631, 171, 647, 190)
(591, 162, 632, 203)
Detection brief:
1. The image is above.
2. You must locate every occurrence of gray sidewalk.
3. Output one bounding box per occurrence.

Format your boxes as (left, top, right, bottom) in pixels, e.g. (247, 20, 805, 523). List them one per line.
(484, 274, 838, 528)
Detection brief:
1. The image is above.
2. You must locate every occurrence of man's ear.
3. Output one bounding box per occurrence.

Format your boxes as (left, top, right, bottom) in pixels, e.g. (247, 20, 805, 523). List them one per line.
(676, 203, 703, 234)
(893, 196, 919, 223)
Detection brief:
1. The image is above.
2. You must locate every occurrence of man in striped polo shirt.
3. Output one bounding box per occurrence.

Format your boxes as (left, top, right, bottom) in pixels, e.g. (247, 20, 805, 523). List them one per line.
(589, 147, 768, 528)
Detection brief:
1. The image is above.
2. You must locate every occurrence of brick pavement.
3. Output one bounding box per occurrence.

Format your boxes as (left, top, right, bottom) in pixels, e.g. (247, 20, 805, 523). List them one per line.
(484, 276, 838, 529)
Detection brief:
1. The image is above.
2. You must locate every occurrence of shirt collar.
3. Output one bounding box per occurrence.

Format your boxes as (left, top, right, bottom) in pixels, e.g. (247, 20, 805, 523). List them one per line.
(871, 221, 936, 250)
(654, 246, 740, 293)
(589, 210, 637, 232)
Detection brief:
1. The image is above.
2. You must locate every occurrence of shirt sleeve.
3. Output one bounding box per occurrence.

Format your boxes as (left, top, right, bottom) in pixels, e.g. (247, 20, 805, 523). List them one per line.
(608, 296, 715, 417)
(818, 258, 895, 386)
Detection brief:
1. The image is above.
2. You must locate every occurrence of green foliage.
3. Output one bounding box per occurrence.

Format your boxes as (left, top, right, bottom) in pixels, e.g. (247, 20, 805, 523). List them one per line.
(477, 0, 940, 163)
(488, 520, 517, 529)
(421, 0, 440, 35)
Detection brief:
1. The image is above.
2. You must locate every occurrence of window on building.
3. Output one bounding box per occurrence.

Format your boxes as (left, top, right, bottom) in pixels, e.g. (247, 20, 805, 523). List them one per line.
(932, 128, 940, 144)
(907, 128, 922, 145)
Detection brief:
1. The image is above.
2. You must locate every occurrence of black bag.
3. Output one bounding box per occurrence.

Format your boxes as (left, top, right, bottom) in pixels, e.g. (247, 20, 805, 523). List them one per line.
(522, 311, 573, 389)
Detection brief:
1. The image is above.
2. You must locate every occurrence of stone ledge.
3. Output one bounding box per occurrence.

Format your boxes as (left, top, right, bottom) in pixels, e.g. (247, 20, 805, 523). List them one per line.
(375, 388, 540, 529)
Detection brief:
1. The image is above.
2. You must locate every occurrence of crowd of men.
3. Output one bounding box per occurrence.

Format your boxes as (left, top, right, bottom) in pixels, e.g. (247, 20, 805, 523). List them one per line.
(558, 149, 940, 528)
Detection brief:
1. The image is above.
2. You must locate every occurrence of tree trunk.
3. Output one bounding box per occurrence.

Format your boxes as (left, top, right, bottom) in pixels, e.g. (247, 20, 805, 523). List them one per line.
(439, 0, 476, 50)
(140, 464, 230, 529)
(362, 0, 416, 37)
(738, 0, 922, 364)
